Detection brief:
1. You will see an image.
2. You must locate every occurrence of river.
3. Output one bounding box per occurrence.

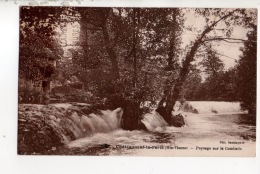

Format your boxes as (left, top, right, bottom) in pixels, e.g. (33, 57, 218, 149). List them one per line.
(50, 102, 255, 156)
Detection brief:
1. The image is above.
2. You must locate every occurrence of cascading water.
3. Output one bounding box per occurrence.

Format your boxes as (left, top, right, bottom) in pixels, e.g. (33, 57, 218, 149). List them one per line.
(18, 101, 255, 156)
(59, 105, 123, 141)
(49, 101, 245, 142)
(79, 108, 123, 136)
(140, 101, 244, 132)
(181, 101, 244, 114)
(18, 103, 124, 145)
(141, 110, 168, 131)
(64, 101, 255, 156)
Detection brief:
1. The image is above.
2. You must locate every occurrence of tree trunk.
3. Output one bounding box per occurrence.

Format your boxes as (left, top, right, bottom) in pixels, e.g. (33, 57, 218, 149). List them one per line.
(156, 11, 178, 122)
(118, 9, 143, 129)
(101, 17, 120, 80)
(158, 23, 214, 124)
(121, 99, 146, 130)
(41, 80, 50, 104)
(83, 22, 88, 70)
(132, 9, 140, 87)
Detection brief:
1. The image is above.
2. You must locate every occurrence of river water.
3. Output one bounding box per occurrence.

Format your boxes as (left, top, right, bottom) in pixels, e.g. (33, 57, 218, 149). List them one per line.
(52, 110, 256, 156)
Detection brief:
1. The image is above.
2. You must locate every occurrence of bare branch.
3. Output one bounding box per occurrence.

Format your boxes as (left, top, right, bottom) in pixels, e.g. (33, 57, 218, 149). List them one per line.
(204, 37, 256, 43)
(205, 9, 238, 33)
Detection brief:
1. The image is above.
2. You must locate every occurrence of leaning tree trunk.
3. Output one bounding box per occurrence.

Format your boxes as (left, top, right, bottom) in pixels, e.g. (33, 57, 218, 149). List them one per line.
(162, 11, 236, 124)
(157, 25, 214, 124)
(160, 10, 238, 124)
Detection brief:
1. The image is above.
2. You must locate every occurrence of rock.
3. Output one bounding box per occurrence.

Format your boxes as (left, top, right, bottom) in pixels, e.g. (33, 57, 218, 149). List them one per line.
(81, 106, 92, 115)
(100, 144, 110, 148)
(34, 111, 43, 117)
(171, 114, 186, 127)
(49, 115, 57, 120)
(18, 108, 64, 155)
(182, 102, 194, 112)
(211, 109, 218, 114)
(193, 109, 198, 114)
(26, 112, 33, 117)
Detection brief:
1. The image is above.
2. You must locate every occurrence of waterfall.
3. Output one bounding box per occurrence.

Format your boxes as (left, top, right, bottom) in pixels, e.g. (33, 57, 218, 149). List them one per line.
(18, 104, 124, 144)
(141, 110, 168, 131)
(140, 101, 244, 131)
(181, 101, 243, 114)
(50, 101, 243, 141)
(73, 108, 123, 138)
(79, 108, 123, 136)
(19, 101, 243, 147)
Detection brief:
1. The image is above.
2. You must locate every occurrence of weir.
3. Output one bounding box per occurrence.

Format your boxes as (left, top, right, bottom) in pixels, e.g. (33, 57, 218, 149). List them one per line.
(59, 107, 124, 141)
(181, 101, 243, 114)
(140, 101, 244, 132)
(18, 101, 245, 151)
(18, 103, 124, 146)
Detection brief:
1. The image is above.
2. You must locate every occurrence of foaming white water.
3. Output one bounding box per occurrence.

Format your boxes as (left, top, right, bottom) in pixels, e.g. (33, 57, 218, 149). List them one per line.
(140, 101, 245, 132)
(100, 110, 122, 130)
(182, 101, 244, 114)
(67, 112, 255, 156)
(47, 102, 245, 143)
(62, 102, 255, 156)
(68, 130, 155, 148)
(141, 110, 168, 131)
(78, 108, 123, 136)
(47, 107, 123, 141)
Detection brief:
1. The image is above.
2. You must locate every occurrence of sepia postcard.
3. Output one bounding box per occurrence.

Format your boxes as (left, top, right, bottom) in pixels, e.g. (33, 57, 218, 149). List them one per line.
(18, 6, 257, 156)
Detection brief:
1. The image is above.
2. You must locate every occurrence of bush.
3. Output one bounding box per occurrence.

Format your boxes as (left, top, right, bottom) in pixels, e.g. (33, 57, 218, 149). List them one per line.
(19, 86, 41, 104)
(51, 85, 92, 103)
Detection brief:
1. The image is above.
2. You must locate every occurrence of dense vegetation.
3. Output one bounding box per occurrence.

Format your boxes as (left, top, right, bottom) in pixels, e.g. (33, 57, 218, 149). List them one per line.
(19, 7, 257, 128)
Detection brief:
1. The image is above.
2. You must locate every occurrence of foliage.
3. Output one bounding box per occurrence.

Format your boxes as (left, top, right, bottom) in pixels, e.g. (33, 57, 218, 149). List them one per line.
(236, 25, 257, 114)
(19, 7, 257, 120)
(200, 44, 224, 77)
(19, 85, 41, 104)
(183, 68, 238, 101)
(19, 6, 63, 82)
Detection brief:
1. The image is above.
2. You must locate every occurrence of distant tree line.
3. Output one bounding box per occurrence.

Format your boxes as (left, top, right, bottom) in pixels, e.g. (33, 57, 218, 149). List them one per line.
(181, 25, 256, 115)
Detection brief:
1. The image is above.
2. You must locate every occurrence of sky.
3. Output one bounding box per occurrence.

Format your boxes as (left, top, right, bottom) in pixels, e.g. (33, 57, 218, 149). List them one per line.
(182, 9, 249, 70)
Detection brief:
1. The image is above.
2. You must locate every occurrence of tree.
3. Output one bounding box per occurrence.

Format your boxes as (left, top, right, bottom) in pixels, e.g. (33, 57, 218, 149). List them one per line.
(201, 44, 224, 77)
(19, 7, 256, 127)
(157, 8, 257, 123)
(236, 25, 257, 114)
(181, 67, 202, 100)
(19, 7, 63, 103)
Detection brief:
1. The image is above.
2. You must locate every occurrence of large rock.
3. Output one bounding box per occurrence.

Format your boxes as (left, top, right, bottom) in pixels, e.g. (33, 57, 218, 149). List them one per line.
(170, 113, 186, 127)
